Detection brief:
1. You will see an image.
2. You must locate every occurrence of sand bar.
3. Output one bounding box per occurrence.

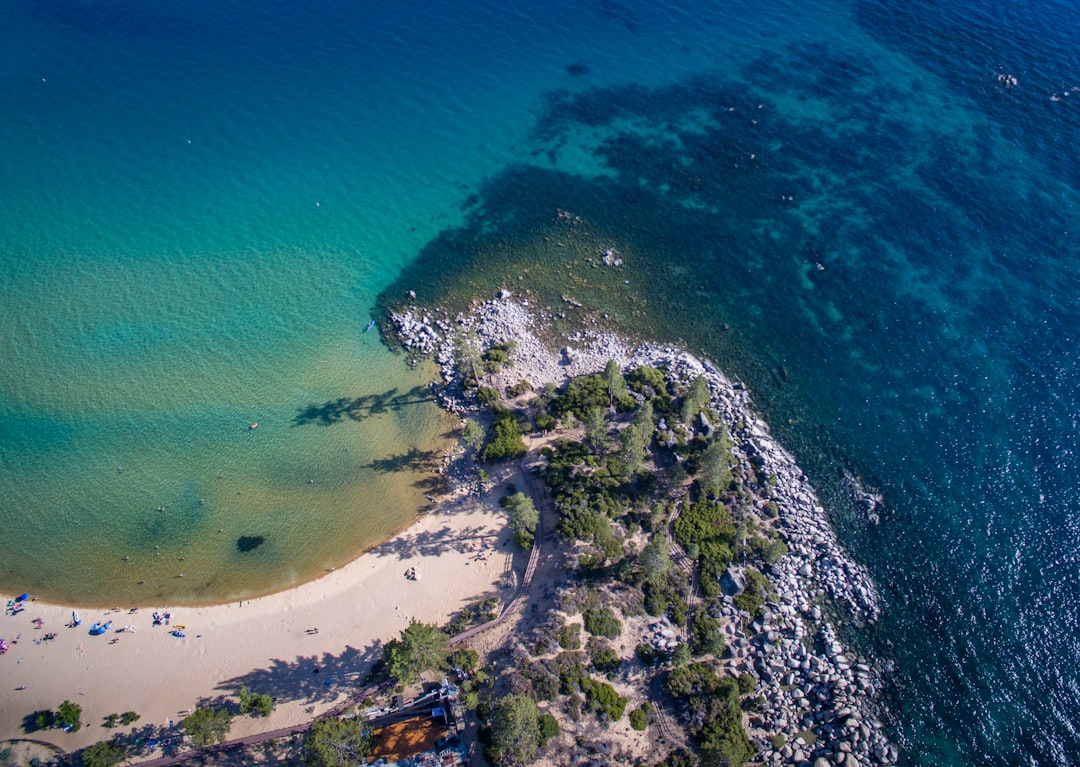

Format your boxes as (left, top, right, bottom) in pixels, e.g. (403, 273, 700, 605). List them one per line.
(0, 491, 515, 756)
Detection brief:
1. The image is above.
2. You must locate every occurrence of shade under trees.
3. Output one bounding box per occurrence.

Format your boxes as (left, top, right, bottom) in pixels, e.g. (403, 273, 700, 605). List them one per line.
(303, 716, 373, 767)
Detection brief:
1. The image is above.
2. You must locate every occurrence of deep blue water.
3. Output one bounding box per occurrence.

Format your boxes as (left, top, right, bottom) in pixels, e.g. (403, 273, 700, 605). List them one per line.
(1, 0, 1078, 764)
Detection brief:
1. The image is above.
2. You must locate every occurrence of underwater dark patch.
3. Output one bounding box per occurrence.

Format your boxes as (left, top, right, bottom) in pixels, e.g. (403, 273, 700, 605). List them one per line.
(236, 535, 266, 553)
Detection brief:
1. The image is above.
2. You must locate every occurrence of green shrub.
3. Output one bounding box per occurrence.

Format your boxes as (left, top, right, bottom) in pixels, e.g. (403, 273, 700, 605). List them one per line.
(238, 685, 274, 717)
(507, 380, 532, 398)
(447, 648, 480, 675)
(635, 643, 660, 666)
(490, 695, 541, 765)
(501, 491, 539, 549)
(674, 497, 736, 599)
(582, 607, 622, 639)
(734, 568, 773, 619)
(625, 366, 671, 401)
(181, 707, 233, 748)
(579, 676, 627, 721)
(462, 418, 486, 452)
(666, 663, 752, 767)
(550, 374, 609, 421)
(557, 623, 582, 650)
(671, 643, 691, 668)
(303, 716, 373, 767)
(535, 413, 556, 432)
(57, 700, 82, 732)
(482, 415, 527, 461)
(79, 739, 126, 767)
(733, 589, 762, 616)
(689, 608, 726, 657)
(477, 386, 500, 404)
(588, 640, 622, 674)
(764, 538, 789, 565)
(529, 668, 560, 702)
(629, 706, 649, 731)
(538, 713, 560, 745)
(476, 698, 492, 722)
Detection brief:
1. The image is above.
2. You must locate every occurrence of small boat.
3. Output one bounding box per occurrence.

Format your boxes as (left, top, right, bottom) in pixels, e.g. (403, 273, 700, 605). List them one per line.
(249, 422, 258, 430)
(364, 319, 377, 333)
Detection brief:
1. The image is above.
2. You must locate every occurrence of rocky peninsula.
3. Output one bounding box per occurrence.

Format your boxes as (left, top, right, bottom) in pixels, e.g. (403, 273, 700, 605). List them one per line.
(391, 294, 898, 767)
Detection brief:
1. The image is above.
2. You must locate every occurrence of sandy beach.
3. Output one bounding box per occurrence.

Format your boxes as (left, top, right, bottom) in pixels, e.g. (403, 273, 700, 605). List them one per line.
(0, 488, 517, 757)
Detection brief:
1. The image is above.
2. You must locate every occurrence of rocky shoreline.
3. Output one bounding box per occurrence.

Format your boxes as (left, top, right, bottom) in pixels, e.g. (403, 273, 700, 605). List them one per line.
(391, 295, 897, 767)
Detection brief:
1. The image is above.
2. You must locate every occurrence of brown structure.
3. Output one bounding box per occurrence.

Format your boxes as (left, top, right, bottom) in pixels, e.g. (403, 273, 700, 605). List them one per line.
(368, 716, 445, 764)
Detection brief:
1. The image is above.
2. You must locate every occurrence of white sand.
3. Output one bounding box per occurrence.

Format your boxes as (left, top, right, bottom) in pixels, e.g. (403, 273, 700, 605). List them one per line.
(0, 493, 515, 756)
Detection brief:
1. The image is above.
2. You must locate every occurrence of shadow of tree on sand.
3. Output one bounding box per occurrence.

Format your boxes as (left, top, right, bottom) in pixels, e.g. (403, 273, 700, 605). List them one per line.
(366, 523, 502, 562)
(217, 643, 383, 710)
(115, 721, 184, 759)
(293, 386, 433, 427)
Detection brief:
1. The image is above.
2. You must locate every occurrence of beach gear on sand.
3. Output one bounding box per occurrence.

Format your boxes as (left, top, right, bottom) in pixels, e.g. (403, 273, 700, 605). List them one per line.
(88, 621, 113, 636)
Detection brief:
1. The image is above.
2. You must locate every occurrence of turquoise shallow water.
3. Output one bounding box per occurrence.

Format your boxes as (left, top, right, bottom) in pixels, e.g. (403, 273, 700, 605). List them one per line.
(4, 0, 1080, 764)
(0, 0, 760, 606)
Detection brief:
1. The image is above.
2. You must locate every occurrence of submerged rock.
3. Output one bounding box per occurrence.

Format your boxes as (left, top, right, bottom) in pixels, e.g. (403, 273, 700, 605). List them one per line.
(236, 535, 266, 553)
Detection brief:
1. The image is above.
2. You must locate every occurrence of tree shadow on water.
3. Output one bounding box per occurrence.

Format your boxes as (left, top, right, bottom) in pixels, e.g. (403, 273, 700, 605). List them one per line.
(293, 386, 433, 427)
(217, 642, 383, 708)
(413, 472, 451, 495)
(366, 447, 442, 475)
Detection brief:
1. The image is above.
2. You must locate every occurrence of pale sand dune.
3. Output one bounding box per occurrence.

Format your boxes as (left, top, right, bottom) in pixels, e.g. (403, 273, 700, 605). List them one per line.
(0, 492, 515, 756)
